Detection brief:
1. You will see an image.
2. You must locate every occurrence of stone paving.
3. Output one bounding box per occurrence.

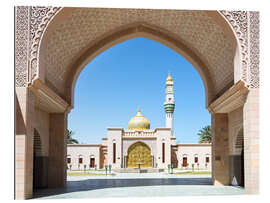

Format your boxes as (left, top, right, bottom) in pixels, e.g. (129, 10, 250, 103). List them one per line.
(33, 172, 245, 199)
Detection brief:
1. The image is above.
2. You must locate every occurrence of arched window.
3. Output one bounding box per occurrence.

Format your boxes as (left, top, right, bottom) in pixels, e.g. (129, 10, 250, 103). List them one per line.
(78, 155, 83, 164)
(90, 155, 95, 168)
(194, 154, 198, 163)
(67, 155, 71, 164)
(205, 154, 210, 163)
(182, 154, 188, 167)
(113, 139, 116, 164)
(162, 139, 165, 163)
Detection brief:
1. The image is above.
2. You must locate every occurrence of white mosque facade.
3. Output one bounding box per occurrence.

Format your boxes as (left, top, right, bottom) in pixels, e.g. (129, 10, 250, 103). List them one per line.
(67, 74, 211, 170)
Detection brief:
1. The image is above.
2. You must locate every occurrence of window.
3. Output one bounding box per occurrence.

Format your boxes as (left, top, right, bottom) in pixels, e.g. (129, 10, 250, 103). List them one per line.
(67, 157, 71, 164)
(79, 157, 83, 164)
(206, 157, 210, 163)
(183, 157, 187, 167)
(113, 143, 116, 163)
(90, 158, 95, 168)
(194, 157, 198, 163)
(162, 143, 165, 163)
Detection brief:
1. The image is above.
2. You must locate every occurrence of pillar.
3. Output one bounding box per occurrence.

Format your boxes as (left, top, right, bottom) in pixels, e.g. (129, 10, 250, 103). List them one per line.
(15, 87, 35, 199)
(211, 113, 230, 185)
(48, 113, 67, 188)
(243, 89, 259, 194)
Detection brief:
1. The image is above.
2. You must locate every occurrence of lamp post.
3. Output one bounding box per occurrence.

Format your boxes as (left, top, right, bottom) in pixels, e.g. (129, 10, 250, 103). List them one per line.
(105, 165, 108, 175)
(109, 164, 112, 174)
(171, 164, 174, 174)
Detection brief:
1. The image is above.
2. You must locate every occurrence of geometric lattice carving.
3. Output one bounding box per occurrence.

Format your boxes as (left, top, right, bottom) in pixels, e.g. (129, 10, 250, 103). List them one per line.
(15, 6, 30, 87)
(220, 11, 248, 84)
(249, 11, 260, 88)
(30, 6, 62, 80)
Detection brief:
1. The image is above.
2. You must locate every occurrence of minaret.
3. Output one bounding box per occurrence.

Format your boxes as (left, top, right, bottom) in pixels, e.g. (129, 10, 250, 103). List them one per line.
(164, 73, 175, 135)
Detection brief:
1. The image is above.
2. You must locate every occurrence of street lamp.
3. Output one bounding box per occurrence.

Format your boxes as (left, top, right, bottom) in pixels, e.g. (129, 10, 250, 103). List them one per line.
(105, 165, 108, 175)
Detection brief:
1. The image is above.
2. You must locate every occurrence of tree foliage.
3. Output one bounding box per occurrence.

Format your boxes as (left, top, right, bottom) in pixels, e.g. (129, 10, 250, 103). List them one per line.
(67, 129, 79, 144)
(197, 125, 211, 143)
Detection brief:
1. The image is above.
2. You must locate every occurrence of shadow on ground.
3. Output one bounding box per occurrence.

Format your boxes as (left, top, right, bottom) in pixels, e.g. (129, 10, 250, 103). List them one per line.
(33, 177, 212, 198)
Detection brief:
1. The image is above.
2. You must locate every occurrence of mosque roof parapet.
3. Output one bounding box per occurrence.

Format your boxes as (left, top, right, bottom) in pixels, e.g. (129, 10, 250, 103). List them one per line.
(123, 130, 156, 138)
(107, 127, 124, 131)
(67, 144, 101, 147)
(177, 143, 212, 146)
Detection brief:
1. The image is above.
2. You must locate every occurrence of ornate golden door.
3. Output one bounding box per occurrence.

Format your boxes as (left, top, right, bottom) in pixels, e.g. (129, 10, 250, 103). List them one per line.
(127, 142, 152, 168)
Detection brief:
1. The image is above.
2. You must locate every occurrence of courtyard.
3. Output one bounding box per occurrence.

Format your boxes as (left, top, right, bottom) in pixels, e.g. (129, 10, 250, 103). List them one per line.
(33, 172, 244, 199)
(15, 6, 259, 199)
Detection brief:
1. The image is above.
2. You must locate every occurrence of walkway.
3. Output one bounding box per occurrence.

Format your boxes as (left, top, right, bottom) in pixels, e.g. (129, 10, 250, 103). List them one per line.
(33, 172, 245, 199)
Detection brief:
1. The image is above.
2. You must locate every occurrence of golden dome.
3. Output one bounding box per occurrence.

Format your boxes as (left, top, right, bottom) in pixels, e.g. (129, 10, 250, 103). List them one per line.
(128, 108, 150, 130)
(166, 74, 173, 82)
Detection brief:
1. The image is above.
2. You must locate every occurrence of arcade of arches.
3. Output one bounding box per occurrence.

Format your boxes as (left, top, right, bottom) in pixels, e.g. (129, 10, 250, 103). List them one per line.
(15, 7, 260, 199)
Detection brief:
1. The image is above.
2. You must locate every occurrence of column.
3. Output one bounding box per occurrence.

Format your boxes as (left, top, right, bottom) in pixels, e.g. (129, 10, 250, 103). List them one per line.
(48, 113, 67, 188)
(211, 113, 230, 185)
(243, 89, 259, 194)
(15, 87, 35, 199)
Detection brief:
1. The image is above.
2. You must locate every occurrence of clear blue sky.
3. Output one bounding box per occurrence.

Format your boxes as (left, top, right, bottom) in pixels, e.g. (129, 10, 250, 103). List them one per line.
(68, 37, 210, 144)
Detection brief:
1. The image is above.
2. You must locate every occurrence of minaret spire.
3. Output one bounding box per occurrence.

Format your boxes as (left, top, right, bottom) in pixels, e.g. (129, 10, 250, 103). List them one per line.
(164, 73, 175, 135)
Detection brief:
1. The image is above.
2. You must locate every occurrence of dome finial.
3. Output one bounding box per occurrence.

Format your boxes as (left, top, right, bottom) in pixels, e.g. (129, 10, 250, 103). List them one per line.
(138, 107, 140, 112)
(166, 71, 173, 82)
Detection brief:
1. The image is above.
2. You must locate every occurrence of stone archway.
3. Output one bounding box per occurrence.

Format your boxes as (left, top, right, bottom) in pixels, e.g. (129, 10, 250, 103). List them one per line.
(127, 142, 152, 168)
(15, 7, 260, 199)
(231, 128, 244, 187)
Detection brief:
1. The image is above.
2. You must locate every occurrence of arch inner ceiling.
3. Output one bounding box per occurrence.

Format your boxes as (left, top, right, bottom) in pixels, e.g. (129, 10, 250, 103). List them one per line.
(38, 8, 237, 107)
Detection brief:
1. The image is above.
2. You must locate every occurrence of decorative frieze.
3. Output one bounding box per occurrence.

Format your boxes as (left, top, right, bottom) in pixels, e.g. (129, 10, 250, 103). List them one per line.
(29, 6, 62, 81)
(15, 6, 30, 87)
(220, 11, 248, 84)
(249, 11, 260, 88)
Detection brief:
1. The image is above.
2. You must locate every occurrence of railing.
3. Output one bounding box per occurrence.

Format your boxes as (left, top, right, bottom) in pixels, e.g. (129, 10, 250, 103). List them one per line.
(123, 131, 156, 137)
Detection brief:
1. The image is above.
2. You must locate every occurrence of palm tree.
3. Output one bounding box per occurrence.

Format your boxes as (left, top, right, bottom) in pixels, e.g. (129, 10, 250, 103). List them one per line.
(197, 125, 211, 143)
(67, 129, 79, 144)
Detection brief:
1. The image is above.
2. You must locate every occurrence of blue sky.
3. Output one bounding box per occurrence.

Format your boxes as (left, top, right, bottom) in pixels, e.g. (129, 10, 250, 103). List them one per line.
(68, 37, 210, 144)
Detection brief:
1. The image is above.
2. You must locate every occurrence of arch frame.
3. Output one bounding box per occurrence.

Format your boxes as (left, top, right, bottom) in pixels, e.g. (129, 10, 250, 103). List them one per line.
(64, 22, 215, 109)
(33, 8, 243, 110)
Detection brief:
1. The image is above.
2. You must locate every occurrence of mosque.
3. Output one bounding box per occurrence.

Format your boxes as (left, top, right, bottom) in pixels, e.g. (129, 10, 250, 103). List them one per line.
(67, 74, 211, 171)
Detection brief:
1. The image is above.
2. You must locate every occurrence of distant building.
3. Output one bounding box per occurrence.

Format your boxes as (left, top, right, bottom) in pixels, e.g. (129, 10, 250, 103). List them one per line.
(67, 74, 211, 170)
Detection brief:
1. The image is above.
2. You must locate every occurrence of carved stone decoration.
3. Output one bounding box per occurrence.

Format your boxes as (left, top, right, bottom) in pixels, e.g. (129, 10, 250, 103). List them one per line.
(220, 11, 248, 84)
(249, 12, 259, 88)
(30, 7, 51, 40)
(15, 6, 30, 87)
(29, 6, 62, 81)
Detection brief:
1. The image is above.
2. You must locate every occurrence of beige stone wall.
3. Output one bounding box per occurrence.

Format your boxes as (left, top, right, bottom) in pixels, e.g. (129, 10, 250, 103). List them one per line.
(15, 87, 35, 199)
(211, 113, 230, 186)
(243, 89, 259, 194)
(177, 144, 212, 170)
(67, 145, 101, 169)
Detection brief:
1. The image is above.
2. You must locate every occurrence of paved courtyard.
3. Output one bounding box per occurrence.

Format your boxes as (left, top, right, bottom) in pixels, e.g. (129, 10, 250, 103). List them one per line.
(33, 172, 245, 199)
